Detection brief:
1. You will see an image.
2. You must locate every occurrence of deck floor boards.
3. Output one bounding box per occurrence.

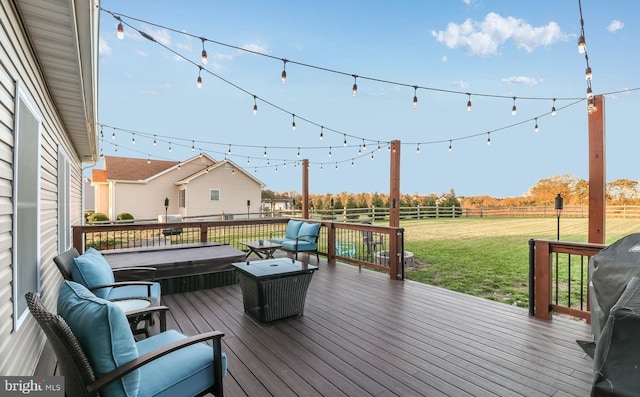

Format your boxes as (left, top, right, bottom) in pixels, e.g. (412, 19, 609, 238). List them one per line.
(159, 259, 593, 396)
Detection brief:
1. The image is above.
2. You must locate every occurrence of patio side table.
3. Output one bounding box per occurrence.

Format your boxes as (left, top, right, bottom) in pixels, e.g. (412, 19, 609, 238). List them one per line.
(232, 258, 318, 322)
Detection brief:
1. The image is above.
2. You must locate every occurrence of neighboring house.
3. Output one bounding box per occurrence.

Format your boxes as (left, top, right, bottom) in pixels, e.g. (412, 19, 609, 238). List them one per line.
(0, 0, 98, 376)
(92, 155, 265, 220)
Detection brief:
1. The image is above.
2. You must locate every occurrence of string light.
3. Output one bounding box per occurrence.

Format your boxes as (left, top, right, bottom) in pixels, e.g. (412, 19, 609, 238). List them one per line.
(263, 147, 267, 157)
(586, 87, 593, 99)
(466, 93, 472, 112)
(112, 131, 116, 139)
(377, 141, 381, 151)
(362, 139, 366, 150)
(328, 146, 332, 157)
(297, 147, 300, 158)
(511, 97, 517, 116)
(358, 146, 362, 156)
(168, 142, 172, 152)
(227, 144, 232, 155)
(116, 16, 124, 39)
(247, 157, 250, 165)
(352, 75, 358, 96)
(448, 140, 452, 152)
(291, 114, 296, 131)
(319, 126, 324, 141)
(585, 66, 592, 81)
(131, 134, 135, 144)
(486, 133, 491, 145)
(281, 59, 287, 83)
(253, 96, 258, 115)
(343, 134, 347, 147)
(191, 141, 195, 151)
(534, 118, 539, 132)
(416, 144, 420, 154)
(232, 168, 235, 174)
(413, 86, 418, 109)
(320, 163, 323, 171)
(147, 155, 151, 164)
(153, 135, 157, 146)
(351, 159, 354, 166)
(551, 99, 557, 116)
(201, 38, 208, 65)
(578, 34, 586, 54)
(371, 152, 374, 160)
(197, 66, 202, 88)
(335, 162, 338, 170)
(100, 126, 104, 138)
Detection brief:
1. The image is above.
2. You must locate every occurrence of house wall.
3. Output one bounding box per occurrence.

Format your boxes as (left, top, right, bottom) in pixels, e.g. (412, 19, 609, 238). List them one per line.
(185, 166, 262, 219)
(0, 2, 84, 375)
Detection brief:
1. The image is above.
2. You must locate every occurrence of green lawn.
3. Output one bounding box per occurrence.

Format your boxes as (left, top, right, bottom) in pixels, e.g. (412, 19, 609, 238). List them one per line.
(400, 217, 638, 307)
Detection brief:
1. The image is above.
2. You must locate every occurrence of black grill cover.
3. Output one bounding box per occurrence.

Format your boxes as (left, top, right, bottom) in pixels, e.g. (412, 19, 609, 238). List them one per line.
(592, 276, 640, 396)
(589, 233, 640, 343)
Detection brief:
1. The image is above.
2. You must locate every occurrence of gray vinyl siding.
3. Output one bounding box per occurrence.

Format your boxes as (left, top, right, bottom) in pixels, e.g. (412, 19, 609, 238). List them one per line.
(0, 1, 83, 376)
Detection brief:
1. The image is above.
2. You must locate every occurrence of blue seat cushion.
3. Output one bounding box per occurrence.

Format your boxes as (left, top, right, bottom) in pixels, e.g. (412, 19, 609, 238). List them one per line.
(281, 240, 317, 252)
(285, 220, 304, 240)
(57, 281, 139, 397)
(71, 247, 115, 299)
(136, 330, 227, 397)
(269, 237, 287, 245)
(106, 282, 162, 305)
(298, 222, 321, 243)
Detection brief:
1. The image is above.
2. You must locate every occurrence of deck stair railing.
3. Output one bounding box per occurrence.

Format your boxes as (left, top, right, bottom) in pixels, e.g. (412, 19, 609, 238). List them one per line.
(529, 239, 606, 321)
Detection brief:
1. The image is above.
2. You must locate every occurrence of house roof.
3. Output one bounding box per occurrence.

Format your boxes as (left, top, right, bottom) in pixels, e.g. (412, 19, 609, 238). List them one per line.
(14, 0, 98, 162)
(102, 156, 179, 181)
(177, 159, 265, 187)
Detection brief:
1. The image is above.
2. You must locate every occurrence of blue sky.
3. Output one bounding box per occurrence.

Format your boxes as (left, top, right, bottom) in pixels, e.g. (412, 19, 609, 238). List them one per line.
(97, 0, 639, 198)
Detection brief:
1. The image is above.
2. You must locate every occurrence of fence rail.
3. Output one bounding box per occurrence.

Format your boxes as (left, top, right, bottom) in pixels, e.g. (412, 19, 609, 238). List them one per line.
(72, 218, 404, 279)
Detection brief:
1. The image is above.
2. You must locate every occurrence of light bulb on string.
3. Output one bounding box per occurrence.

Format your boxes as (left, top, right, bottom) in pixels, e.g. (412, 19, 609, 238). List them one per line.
(191, 141, 195, 152)
(551, 98, 557, 116)
(467, 93, 472, 112)
(320, 163, 323, 171)
(115, 144, 118, 153)
(275, 165, 278, 173)
(335, 163, 338, 171)
(131, 134, 135, 144)
(578, 34, 586, 54)
(168, 142, 172, 152)
(371, 152, 374, 160)
(358, 146, 362, 156)
(587, 87, 593, 99)
(196, 67, 202, 88)
(416, 144, 420, 154)
(362, 139, 366, 150)
(178, 163, 181, 170)
(247, 157, 250, 165)
(201, 38, 208, 65)
(352, 75, 358, 96)
(319, 126, 324, 141)
(448, 140, 452, 152)
(534, 118, 539, 132)
(377, 141, 381, 151)
(292, 114, 296, 131)
(297, 147, 300, 158)
(227, 144, 231, 156)
(343, 134, 347, 147)
(413, 86, 418, 109)
(153, 135, 157, 146)
(328, 147, 332, 157)
(147, 155, 151, 164)
(112, 131, 116, 140)
(511, 97, 517, 116)
(253, 96, 258, 115)
(487, 133, 491, 145)
(281, 59, 287, 83)
(588, 98, 598, 114)
(100, 126, 104, 139)
(263, 147, 267, 157)
(254, 167, 257, 173)
(116, 17, 124, 39)
(232, 169, 235, 175)
(351, 159, 354, 167)
(585, 66, 592, 81)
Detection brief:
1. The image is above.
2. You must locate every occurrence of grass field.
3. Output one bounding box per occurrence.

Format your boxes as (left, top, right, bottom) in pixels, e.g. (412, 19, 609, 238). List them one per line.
(399, 217, 639, 307)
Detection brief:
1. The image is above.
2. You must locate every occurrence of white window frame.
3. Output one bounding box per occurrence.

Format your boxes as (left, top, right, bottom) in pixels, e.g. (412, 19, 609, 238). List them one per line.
(179, 189, 185, 208)
(209, 189, 220, 201)
(57, 148, 71, 253)
(12, 82, 42, 331)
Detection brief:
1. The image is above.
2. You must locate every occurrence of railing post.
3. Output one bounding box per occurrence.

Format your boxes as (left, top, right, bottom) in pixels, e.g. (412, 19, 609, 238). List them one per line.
(200, 223, 208, 243)
(326, 222, 336, 265)
(534, 240, 553, 320)
(528, 239, 535, 316)
(72, 225, 84, 253)
(389, 228, 400, 280)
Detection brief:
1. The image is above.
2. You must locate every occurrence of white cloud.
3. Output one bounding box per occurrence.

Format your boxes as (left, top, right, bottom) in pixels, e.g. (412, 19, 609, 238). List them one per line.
(441, 55, 448, 62)
(607, 20, 624, 33)
(134, 49, 148, 57)
(452, 80, 470, 89)
(240, 43, 269, 55)
(99, 37, 112, 56)
(432, 12, 566, 56)
(501, 76, 541, 86)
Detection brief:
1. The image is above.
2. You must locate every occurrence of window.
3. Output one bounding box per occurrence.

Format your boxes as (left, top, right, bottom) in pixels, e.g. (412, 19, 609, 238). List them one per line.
(179, 189, 185, 208)
(13, 83, 41, 330)
(58, 148, 71, 252)
(209, 189, 220, 201)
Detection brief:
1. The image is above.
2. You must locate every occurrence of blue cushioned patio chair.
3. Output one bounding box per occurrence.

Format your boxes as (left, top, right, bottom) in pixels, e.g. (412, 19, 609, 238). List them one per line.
(335, 241, 356, 258)
(26, 282, 226, 397)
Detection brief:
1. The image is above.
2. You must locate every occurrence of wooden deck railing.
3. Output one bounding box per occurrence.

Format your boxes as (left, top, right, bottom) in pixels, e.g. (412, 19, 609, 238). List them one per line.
(72, 218, 405, 279)
(530, 239, 606, 321)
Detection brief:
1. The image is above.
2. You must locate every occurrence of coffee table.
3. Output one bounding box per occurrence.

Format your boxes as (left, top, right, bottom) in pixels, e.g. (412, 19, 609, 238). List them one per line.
(241, 240, 281, 260)
(232, 258, 318, 322)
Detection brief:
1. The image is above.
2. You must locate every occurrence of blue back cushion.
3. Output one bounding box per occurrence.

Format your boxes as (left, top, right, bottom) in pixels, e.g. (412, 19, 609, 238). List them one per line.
(285, 220, 304, 240)
(298, 222, 321, 243)
(71, 247, 115, 299)
(58, 281, 139, 397)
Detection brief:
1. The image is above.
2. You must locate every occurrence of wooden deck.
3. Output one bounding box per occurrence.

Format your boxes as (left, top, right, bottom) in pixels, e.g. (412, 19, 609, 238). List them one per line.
(161, 258, 594, 397)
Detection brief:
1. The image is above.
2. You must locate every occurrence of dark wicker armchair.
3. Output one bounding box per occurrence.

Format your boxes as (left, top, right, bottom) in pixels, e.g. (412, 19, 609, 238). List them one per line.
(26, 291, 225, 397)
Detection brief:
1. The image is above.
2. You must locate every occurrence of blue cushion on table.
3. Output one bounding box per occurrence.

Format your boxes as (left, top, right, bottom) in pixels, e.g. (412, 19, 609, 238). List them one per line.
(298, 222, 321, 243)
(136, 330, 227, 397)
(71, 247, 115, 299)
(285, 220, 304, 240)
(57, 281, 139, 397)
(281, 240, 317, 252)
(107, 282, 162, 305)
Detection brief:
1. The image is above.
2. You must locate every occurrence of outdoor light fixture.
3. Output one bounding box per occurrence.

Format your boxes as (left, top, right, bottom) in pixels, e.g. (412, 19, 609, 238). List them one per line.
(585, 66, 592, 81)
(413, 86, 418, 109)
(511, 97, 517, 116)
(281, 59, 287, 83)
(466, 93, 472, 112)
(578, 34, 586, 54)
(201, 38, 208, 65)
(352, 75, 358, 96)
(554, 193, 564, 240)
(164, 197, 169, 220)
(551, 99, 557, 116)
(117, 19, 124, 39)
